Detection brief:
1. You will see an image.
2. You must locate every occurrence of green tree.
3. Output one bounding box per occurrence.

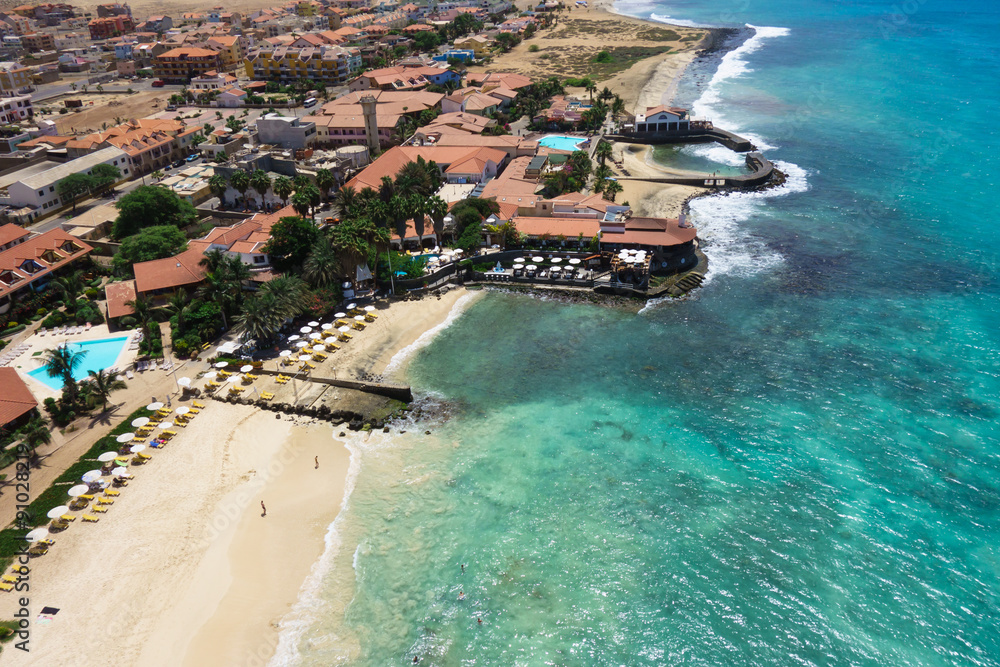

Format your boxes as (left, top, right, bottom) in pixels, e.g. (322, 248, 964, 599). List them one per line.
(594, 139, 613, 167)
(85, 368, 127, 412)
(413, 30, 440, 52)
(593, 164, 612, 193)
(20, 416, 51, 450)
(425, 195, 449, 241)
(234, 292, 283, 342)
(261, 216, 319, 272)
(258, 276, 309, 319)
(113, 225, 188, 274)
(272, 175, 294, 207)
(228, 170, 251, 209)
(225, 115, 245, 133)
(43, 345, 87, 399)
(164, 289, 191, 337)
(90, 163, 121, 193)
(303, 234, 341, 288)
(113, 186, 198, 239)
(56, 172, 94, 214)
(208, 173, 228, 204)
(315, 168, 336, 202)
(52, 272, 84, 314)
(125, 295, 155, 349)
(249, 169, 272, 206)
(603, 179, 623, 202)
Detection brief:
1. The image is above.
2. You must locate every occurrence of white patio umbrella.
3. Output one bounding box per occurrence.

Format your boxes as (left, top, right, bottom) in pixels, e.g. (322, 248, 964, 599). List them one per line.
(98, 451, 118, 462)
(313, 344, 326, 352)
(157, 421, 174, 429)
(569, 258, 581, 265)
(68, 484, 89, 497)
(513, 263, 524, 269)
(309, 333, 321, 340)
(146, 402, 164, 411)
(112, 467, 129, 477)
(364, 305, 375, 312)
(551, 257, 562, 263)
(526, 264, 538, 271)
(338, 326, 350, 333)
(532, 256, 544, 262)
(215, 361, 229, 369)
(321, 323, 333, 330)
(116, 433, 135, 443)
(347, 303, 357, 310)
(334, 312, 346, 318)
(47, 506, 69, 519)
(240, 365, 254, 373)
(354, 315, 365, 322)
(288, 334, 300, 341)
(513, 257, 525, 262)
(296, 341, 309, 348)
(82, 470, 103, 483)
(227, 375, 242, 383)
(308, 321, 319, 327)
(204, 371, 218, 380)
(279, 350, 292, 358)
(130, 444, 146, 454)
(300, 326, 312, 334)
(177, 377, 192, 387)
(25, 528, 48, 542)
(175, 406, 190, 415)
(131, 417, 150, 428)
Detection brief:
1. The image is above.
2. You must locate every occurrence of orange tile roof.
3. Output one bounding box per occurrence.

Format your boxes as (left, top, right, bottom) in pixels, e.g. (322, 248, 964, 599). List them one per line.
(133, 243, 210, 294)
(0, 224, 29, 247)
(105, 279, 137, 319)
(345, 146, 506, 191)
(0, 368, 37, 426)
(0, 230, 92, 300)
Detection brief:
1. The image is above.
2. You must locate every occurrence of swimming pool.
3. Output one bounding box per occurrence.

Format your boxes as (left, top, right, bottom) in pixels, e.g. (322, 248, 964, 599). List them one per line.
(538, 135, 587, 151)
(27, 336, 130, 390)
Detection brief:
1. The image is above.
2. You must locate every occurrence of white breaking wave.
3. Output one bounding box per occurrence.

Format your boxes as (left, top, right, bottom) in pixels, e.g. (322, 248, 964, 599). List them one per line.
(648, 12, 710, 28)
(382, 291, 480, 378)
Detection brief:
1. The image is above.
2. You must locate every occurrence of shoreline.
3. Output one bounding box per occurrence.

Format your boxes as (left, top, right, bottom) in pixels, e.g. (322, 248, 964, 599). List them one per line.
(0, 290, 479, 667)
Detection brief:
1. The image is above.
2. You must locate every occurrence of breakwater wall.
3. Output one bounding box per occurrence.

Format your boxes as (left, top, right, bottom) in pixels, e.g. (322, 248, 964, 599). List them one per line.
(257, 368, 413, 402)
(617, 152, 775, 188)
(606, 127, 755, 152)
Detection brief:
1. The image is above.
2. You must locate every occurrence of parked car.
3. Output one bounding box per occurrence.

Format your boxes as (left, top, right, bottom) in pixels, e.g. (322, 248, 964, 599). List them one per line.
(152, 80, 165, 87)
(172, 160, 185, 169)
(185, 154, 199, 162)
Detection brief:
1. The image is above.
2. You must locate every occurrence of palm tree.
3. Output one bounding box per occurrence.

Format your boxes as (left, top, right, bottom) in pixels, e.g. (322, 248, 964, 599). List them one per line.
(234, 292, 283, 343)
(43, 345, 87, 398)
(395, 160, 432, 196)
(303, 235, 341, 288)
(315, 168, 336, 202)
(585, 80, 597, 102)
(425, 195, 449, 241)
(125, 295, 155, 349)
(152, 170, 164, 181)
(208, 173, 228, 206)
(594, 139, 613, 167)
(249, 169, 272, 208)
(20, 416, 50, 450)
(333, 185, 357, 219)
(199, 248, 228, 276)
(611, 95, 625, 120)
(593, 164, 612, 194)
(293, 174, 312, 190)
(599, 86, 614, 102)
(273, 176, 294, 207)
(52, 272, 84, 314)
(86, 368, 127, 412)
(165, 290, 190, 336)
(603, 179, 623, 202)
(291, 191, 313, 219)
(229, 169, 251, 210)
(195, 273, 233, 330)
(258, 276, 309, 319)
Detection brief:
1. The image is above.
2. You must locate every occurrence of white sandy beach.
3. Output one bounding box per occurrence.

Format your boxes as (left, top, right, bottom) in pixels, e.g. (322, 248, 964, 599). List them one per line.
(0, 288, 476, 666)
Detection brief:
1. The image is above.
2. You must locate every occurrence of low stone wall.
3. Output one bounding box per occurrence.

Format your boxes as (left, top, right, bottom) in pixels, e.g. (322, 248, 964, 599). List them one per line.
(257, 368, 412, 402)
(607, 127, 755, 152)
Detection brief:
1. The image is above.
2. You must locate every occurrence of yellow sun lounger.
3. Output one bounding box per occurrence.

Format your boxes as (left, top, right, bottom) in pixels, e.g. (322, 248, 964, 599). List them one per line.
(0, 583, 14, 592)
(366, 312, 378, 321)
(186, 407, 201, 414)
(193, 400, 206, 409)
(92, 505, 108, 513)
(136, 452, 152, 460)
(228, 386, 244, 394)
(1, 574, 18, 584)
(260, 391, 275, 401)
(206, 381, 222, 389)
(218, 370, 232, 378)
(163, 430, 177, 437)
(301, 361, 316, 369)
(351, 321, 366, 330)
(82, 514, 100, 522)
(61, 514, 76, 521)
(96, 496, 114, 505)
(104, 489, 120, 497)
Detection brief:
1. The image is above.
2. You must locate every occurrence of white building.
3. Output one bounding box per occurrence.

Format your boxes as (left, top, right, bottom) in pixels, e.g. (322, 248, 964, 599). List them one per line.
(0, 146, 129, 217)
(255, 114, 317, 150)
(0, 95, 32, 124)
(632, 105, 690, 133)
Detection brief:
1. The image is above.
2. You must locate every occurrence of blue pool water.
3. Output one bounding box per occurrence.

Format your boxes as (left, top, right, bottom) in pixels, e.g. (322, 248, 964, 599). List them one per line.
(538, 134, 586, 151)
(28, 336, 129, 390)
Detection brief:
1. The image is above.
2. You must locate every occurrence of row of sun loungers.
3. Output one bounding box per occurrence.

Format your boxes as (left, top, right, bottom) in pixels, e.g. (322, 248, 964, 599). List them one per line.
(37, 323, 92, 337)
(0, 343, 29, 366)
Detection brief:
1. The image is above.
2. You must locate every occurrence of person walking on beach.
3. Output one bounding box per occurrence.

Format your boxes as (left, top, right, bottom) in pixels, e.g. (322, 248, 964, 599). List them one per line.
(315, 456, 319, 469)
(261, 500, 266, 517)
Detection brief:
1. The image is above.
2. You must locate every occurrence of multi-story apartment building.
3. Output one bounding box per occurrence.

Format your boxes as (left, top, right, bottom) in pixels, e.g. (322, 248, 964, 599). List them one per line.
(205, 34, 245, 72)
(0, 94, 32, 123)
(53, 31, 88, 50)
(154, 47, 223, 82)
(0, 61, 32, 94)
(88, 15, 135, 40)
(19, 32, 55, 52)
(244, 44, 361, 86)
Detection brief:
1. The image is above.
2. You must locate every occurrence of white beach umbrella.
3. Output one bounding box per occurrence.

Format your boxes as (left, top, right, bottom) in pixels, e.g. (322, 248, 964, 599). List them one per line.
(98, 451, 118, 462)
(532, 256, 544, 262)
(279, 350, 292, 358)
(130, 444, 146, 454)
(112, 467, 129, 477)
(354, 315, 365, 322)
(334, 312, 346, 318)
(116, 433, 135, 443)
(569, 258, 581, 265)
(25, 528, 49, 543)
(308, 321, 320, 327)
(321, 323, 333, 330)
(68, 484, 89, 497)
(338, 326, 350, 333)
(214, 361, 229, 369)
(288, 334, 300, 342)
(178, 377, 192, 387)
(47, 506, 69, 519)
(157, 421, 174, 429)
(364, 305, 375, 312)
(309, 333, 321, 340)
(204, 371, 218, 380)
(225, 375, 241, 384)
(131, 417, 150, 428)
(526, 264, 537, 271)
(175, 406, 190, 415)
(296, 341, 309, 348)
(146, 402, 164, 411)
(313, 344, 326, 352)
(513, 263, 524, 269)
(240, 365, 254, 373)
(82, 470, 103, 483)
(551, 257, 562, 263)
(513, 257, 525, 263)
(300, 326, 312, 334)
(347, 303, 357, 310)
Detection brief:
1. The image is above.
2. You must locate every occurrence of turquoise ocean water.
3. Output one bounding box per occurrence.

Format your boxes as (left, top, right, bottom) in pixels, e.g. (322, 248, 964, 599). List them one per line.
(274, 1, 1000, 664)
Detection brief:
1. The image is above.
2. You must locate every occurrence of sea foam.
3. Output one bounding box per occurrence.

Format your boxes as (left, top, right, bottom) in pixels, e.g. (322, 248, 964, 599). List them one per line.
(382, 291, 480, 378)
